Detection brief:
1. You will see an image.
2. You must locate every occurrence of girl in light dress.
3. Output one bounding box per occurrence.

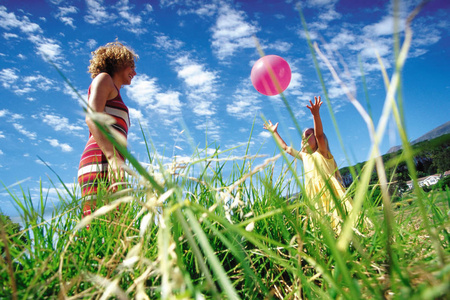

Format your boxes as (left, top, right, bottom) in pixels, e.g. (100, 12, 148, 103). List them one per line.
(263, 96, 353, 231)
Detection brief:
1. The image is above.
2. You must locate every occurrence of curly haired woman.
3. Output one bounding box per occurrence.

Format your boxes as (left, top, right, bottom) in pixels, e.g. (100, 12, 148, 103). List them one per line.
(77, 41, 138, 225)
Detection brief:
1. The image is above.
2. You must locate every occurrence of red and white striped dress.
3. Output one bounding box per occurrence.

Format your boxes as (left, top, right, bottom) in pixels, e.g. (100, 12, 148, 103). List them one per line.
(78, 85, 130, 198)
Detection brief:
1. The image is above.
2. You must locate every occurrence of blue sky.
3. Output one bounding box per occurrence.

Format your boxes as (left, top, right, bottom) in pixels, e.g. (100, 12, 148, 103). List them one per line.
(1, 0, 449, 218)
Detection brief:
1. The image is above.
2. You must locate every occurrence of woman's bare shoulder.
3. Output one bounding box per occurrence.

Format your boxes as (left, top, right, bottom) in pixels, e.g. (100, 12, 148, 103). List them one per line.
(90, 73, 116, 96)
(92, 73, 113, 86)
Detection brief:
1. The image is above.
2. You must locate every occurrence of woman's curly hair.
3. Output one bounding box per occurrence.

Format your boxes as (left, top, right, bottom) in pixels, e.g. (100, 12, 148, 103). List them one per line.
(88, 41, 138, 79)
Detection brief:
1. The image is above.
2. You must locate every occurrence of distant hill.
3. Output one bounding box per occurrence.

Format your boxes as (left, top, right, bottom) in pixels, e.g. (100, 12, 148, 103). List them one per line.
(339, 131, 450, 188)
(387, 121, 450, 154)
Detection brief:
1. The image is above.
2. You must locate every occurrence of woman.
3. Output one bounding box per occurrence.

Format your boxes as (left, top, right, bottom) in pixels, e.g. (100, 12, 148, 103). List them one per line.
(263, 96, 352, 231)
(78, 41, 138, 221)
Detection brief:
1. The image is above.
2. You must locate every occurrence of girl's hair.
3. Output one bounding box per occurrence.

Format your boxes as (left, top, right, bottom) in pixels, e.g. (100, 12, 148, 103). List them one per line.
(88, 41, 138, 79)
(302, 128, 332, 154)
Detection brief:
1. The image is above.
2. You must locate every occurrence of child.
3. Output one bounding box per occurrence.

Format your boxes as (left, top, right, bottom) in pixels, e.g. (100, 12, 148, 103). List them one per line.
(263, 96, 352, 231)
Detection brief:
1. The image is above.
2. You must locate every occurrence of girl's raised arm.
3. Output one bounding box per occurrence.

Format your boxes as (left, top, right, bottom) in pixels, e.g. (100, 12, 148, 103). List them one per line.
(306, 96, 329, 158)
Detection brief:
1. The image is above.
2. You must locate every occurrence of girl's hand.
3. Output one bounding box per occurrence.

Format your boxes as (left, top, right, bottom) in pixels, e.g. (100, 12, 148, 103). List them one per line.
(263, 120, 279, 133)
(306, 96, 322, 116)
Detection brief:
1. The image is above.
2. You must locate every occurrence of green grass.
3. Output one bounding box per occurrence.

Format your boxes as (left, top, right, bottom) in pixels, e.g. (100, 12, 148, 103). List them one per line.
(1, 1, 449, 299)
(1, 144, 449, 299)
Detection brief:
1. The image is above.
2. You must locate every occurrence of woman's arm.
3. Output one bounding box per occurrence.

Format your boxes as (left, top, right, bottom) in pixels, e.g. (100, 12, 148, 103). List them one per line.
(263, 120, 302, 160)
(85, 73, 125, 182)
(306, 96, 329, 158)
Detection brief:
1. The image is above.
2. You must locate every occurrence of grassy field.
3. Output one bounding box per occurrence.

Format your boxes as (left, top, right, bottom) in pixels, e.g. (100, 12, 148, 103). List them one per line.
(1, 1, 449, 299)
(1, 146, 449, 299)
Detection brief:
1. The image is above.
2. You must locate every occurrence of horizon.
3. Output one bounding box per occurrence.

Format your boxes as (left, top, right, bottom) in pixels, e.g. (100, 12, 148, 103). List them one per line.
(386, 120, 450, 153)
(1, 0, 449, 219)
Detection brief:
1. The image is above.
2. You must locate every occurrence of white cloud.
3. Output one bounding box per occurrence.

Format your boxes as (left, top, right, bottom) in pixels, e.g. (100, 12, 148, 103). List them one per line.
(259, 131, 271, 138)
(174, 55, 218, 116)
(270, 41, 293, 53)
(128, 108, 148, 128)
(126, 74, 161, 107)
(0, 68, 19, 88)
(152, 91, 182, 114)
(0, 69, 60, 95)
(28, 36, 62, 62)
(87, 39, 97, 49)
(408, 22, 441, 57)
(55, 6, 78, 28)
(328, 30, 355, 51)
(36, 159, 51, 166)
(159, 0, 195, 8)
(23, 74, 55, 91)
(0, 110, 24, 121)
(83, 0, 148, 34)
(177, 3, 218, 18)
(211, 5, 259, 60)
(413, 30, 441, 47)
(154, 34, 184, 51)
(41, 113, 84, 136)
(327, 84, 352, 99)
(363, 16, 405, 37)
(127, 131, 140, 143)
(0, 131, 4, 138)
(312, 6, 443, 96)
(285, 71, 303, 96)
(59, 17, 76, 29)
(408, 48, 428, 58)
(0, 6, 42, 33)
(0, 6, 66, 66)
(61, 82, 87, 106)
(115, 0, 147, 35)
(11, 113, 24, 120)
(192, 118, 221, 141)
(144, 4, 153, 13)
(46, 138, 73, 152)
(306, 0, 338, 7)
(227, 80, 261, 120)
(0, 6, 21, 29)
(301, 0, 340, 32)
(84, 0, 116, 24)
(318, 6, 341, 22)
(3, 32, 18, 39)
(175, 57, 215, 88)
(360, 39, 391, 59)
(12, 123, 37, 140)
(13, 87, 35, 95)
(58, 6, 78, 15)
(177, 63, 214, 88)
(148, 34, 219, 124)
(126, 74, 183, 125)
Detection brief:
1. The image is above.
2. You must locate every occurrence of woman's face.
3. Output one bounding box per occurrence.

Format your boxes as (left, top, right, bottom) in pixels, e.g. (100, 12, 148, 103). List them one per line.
(117, 64, 136, 86)
(303, 129, 317, 151)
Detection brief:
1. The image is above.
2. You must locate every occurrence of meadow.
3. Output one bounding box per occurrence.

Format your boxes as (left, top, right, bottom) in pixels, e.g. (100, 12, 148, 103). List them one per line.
(1, 2, 449, 299)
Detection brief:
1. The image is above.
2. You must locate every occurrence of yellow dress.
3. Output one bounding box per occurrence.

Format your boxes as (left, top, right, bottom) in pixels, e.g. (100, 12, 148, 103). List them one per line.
(302, 151, 353, 230)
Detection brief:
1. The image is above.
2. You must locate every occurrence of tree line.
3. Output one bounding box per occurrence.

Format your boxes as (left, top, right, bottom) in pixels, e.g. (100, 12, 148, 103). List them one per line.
(339, 133, 450, 199)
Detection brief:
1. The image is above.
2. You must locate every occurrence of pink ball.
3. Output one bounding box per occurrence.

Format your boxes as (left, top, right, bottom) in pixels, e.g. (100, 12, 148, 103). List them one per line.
(251, 55, 291, 96)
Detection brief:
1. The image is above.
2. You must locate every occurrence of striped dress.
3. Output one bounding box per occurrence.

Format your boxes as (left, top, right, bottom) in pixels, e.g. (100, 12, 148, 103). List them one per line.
(78, 85, 130, 198)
